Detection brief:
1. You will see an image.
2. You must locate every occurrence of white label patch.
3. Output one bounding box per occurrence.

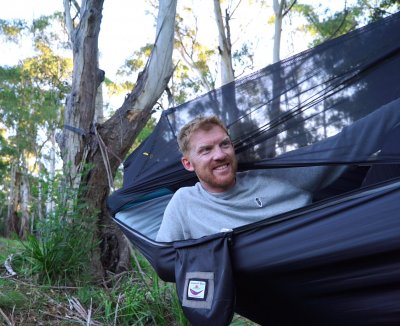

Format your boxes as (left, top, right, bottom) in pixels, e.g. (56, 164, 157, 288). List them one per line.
(183, 272, 214, 309)
(188, 280, 207, 299)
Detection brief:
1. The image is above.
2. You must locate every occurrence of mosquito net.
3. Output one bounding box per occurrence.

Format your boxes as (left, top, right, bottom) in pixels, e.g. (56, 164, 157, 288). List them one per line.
(108, 12, 400, 220)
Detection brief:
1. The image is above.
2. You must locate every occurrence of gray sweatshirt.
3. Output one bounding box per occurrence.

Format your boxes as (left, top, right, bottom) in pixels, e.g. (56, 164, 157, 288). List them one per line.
(156, 99, 400, 242)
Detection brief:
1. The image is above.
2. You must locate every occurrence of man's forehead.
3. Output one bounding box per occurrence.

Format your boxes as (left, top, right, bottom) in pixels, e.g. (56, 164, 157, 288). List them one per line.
(189, 126, 229, 147)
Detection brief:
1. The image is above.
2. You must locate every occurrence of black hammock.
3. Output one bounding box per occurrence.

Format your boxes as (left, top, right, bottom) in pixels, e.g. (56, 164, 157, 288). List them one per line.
(107, 12, 400, 326)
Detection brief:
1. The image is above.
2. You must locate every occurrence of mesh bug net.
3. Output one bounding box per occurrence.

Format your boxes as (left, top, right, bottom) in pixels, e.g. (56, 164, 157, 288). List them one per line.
(108, 12, 400, 325)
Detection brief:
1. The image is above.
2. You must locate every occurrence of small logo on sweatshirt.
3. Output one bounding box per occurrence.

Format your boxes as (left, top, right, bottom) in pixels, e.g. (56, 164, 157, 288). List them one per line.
(255, 197, 263, 207)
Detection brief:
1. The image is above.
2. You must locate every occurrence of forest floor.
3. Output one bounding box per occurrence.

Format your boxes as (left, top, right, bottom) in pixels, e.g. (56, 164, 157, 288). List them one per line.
(0, 237, 257, 325)
(0, 237, 91, 325)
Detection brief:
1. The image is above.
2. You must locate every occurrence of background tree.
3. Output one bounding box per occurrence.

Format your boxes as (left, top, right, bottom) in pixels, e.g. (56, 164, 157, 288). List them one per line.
(0, 15, 71, 238)
(213, 0, 235, 85)
(174, 7, 216, 101)
(294, 0, 400, 46)
(59, 0, 177, 277)
(272, 0, 297, 63)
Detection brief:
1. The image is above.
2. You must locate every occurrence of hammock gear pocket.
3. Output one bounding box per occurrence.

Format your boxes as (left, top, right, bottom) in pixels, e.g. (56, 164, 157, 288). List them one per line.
(174, 233, 235, 326)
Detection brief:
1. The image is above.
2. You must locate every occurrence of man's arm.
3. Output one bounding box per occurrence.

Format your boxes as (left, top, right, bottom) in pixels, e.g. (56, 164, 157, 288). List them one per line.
(266, 97, 400, 192)
(156, 193, 185, 242)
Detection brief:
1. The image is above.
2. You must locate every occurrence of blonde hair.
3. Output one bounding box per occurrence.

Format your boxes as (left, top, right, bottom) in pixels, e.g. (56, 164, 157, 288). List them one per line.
(178, 116, 229, 154)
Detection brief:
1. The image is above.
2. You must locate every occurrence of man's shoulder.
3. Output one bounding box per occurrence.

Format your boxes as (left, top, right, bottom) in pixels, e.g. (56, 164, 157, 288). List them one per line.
(237, 169, 268, 181)
(236, 169, 285, 188)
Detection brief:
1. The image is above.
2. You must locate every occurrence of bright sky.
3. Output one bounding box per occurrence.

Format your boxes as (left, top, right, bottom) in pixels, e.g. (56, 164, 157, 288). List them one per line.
(0, 0, 155, 78)
(0, 0, 357, 106)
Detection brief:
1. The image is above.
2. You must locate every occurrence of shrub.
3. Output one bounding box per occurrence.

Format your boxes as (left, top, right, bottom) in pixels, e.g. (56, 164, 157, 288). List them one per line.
(15, 172, 97, 285)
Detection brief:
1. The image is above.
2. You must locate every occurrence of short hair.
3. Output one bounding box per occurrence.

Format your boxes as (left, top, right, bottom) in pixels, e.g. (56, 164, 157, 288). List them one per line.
(177, 115, 229, 154)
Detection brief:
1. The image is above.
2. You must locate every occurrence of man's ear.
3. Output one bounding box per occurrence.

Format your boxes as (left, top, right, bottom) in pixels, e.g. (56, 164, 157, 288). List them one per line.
(181, 156, 194, 172)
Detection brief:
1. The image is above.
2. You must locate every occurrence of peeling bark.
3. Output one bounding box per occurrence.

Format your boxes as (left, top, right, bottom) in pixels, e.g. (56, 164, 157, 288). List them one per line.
(60, 0, 177, 278)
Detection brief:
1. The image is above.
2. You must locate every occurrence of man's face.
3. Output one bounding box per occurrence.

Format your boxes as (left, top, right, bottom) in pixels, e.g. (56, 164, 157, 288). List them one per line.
(181, 125, 237, 193)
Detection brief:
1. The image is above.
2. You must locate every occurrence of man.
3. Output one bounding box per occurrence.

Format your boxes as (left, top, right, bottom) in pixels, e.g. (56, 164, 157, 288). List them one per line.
(156, 101, 400, 242)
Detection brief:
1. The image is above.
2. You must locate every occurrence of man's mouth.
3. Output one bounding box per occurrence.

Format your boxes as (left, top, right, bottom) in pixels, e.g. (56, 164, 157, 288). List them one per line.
(214, 163, 229, 171)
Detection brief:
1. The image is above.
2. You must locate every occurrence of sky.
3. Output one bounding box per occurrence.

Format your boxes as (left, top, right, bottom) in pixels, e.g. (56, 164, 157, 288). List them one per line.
(0, 0, 357, 108)
(0, 0, 155, 79)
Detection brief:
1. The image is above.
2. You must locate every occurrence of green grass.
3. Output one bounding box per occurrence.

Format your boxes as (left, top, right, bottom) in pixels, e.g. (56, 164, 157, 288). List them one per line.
(0, 237, 257, 325)
(0, 237, 23, 261)
(0, 237, 189, 325)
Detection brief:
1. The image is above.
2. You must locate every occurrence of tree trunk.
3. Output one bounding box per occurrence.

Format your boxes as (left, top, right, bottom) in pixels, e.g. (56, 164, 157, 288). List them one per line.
(273, 0, 285, 64)
(5, 164, 19, 237)
(19, 168, 30, 240)
(60, 0, 104, 191)
(60, 0, 177, 278)
(266, 0, 287, 158)
(5, 164, 30, 239)
(46, 129, 56, 215)
(213, 0, 235, 85)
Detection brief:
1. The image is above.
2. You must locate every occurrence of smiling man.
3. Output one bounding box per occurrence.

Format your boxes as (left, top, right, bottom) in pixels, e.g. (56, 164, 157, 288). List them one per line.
(156, 105, 400, 242)
(156, 115, 332, 242)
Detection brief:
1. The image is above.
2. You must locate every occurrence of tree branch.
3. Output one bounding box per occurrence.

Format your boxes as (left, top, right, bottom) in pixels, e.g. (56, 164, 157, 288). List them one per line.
(63, 0, 75, 45)
(283, 0, 297, 18)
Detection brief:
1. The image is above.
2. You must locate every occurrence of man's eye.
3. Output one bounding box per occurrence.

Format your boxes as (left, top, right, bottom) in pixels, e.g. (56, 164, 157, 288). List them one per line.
(200, 148, 211, 154)
(221, 141, 231, 148)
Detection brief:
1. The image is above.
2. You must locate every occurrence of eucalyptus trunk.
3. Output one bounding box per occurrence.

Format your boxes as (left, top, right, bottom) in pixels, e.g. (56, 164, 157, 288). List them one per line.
(60, 0, 177, 278)
(213, 0, 235, 85)
(272, 0, 285, 64)
(5, 164, 18, 237)
(19, 168, 30, 240)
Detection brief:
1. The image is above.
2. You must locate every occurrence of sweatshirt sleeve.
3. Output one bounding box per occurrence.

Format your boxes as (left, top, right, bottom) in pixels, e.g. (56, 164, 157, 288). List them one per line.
(265, 97, 400, 192)
(156, 191, 185, 242)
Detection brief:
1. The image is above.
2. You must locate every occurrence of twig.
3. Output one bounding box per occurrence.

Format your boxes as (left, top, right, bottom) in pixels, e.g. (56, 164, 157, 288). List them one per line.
(131, 250, 146, 278)
(0, 307, 13, 326)
(67, 296, 103, 326)
(114, 293, 124, 326)
(87, 298, 92, 326)
(0, 276, 79, 290)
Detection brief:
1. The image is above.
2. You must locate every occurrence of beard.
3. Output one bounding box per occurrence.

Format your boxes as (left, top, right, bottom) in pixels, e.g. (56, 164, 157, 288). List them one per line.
(195, 157, 238, 193)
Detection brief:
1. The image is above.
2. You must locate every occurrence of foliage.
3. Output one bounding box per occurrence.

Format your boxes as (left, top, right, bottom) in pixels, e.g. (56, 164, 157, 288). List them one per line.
(0, 19, 27, 42)
(0, 13, 71, 239)
(94, 265, 188, 325)
(0, 236, 256, 325)
(0, 236, 189, 325)
(360, 0, 400, 22)
(174, 9, 216, 98)
(10, 172, 97, 285)
(293, 3, 361, 46)
(294, 0, 400, 46)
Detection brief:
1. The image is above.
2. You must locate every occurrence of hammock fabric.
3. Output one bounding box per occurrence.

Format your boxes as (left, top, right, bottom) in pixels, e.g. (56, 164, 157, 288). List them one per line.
(107, 12, 400, 326)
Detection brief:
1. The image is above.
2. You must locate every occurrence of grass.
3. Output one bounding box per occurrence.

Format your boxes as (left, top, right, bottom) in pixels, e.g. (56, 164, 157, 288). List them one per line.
(0, 237, 257, 325)
(0, 237, 183, 325)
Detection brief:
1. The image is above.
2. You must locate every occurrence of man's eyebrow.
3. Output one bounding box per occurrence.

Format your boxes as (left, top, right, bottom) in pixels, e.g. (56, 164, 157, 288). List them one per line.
(195, 136, 231, 151)
(197, 144, 212, 151)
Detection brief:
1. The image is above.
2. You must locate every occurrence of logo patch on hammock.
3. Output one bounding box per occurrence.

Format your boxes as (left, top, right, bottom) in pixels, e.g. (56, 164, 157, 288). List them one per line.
(187, 279, 208, 300)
